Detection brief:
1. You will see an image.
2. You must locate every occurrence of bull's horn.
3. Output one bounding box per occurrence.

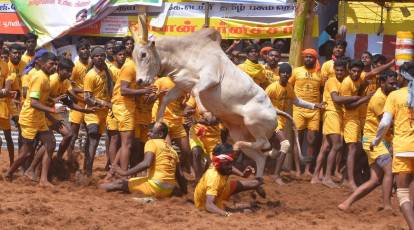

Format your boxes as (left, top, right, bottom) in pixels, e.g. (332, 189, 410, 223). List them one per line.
(129, 12, 148, 45)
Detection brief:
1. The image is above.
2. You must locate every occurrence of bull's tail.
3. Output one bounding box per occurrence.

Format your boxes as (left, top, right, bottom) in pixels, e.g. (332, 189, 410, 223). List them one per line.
(275, 109, 304, 160)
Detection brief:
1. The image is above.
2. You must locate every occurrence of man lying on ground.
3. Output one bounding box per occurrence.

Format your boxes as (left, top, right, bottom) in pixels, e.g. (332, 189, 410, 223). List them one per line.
(99, 122, 187, 198)
(194, 143, 264, 216)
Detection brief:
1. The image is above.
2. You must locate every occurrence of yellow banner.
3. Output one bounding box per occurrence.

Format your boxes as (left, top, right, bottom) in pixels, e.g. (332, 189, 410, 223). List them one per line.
(339, 1, 414, 35)
(148, 17, 293, 39)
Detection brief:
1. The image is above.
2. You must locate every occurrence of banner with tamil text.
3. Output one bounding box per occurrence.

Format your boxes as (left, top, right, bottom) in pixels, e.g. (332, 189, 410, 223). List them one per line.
(11, 0, 162, 45)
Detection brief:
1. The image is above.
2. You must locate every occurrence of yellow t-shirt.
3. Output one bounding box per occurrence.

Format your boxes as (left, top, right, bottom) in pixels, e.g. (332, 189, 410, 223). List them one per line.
(0, 61, 8, 86)
(111, 61, 136, 108)
(7, 60, 26, 92)
(238, 59, 269, 88)
(321, 60, 335, 81)
(363, 88, 386, 139)
(361, 71, 378, 96)
(152, 76, 185, 124)
(83, 67, 110, 103)
(70, 60, 89, 100)
(263, 65, 279, 83)
(289, 66, 321, 112)
(47, 73, 71, 106)
(135, 90, 154, 125)
(144, 139, 179, 184)
(323, 77, 343, 113)
(384, 87, 414, 153)
(21, 53, 34, 64)
(340, 76, 363, 120)
(265, 81, 296, 112)
(194, 167, 229, 209)
(21, 68, 38, 100)
(19, 70, 50, 127)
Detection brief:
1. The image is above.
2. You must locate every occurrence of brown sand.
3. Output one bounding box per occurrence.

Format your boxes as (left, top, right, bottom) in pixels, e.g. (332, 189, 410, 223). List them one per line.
(0, 154, 406, 230)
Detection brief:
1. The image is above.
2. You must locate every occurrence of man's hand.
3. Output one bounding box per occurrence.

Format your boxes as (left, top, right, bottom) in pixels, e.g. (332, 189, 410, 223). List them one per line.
(9, 91, 18, 99)
(370, 138, 381, 151)
(54, 104, 67, 113)
(83, 106, 98, 114)
(242, 166, 255, 178)
(113, 165, 128, 176)
(314, 102, 326, 110)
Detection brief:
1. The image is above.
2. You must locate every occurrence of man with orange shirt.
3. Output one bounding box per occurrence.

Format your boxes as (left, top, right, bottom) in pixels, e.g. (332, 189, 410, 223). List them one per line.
(21, 33, 38, 64)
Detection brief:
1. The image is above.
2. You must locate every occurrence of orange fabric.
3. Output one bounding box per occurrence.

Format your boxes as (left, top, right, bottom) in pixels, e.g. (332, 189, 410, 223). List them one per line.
(260, 47, 273, 56)
(302, 48, 320, 71)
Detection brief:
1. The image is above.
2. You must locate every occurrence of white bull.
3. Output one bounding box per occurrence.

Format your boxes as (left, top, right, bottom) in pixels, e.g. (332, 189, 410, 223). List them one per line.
(130, 20, 301, 178)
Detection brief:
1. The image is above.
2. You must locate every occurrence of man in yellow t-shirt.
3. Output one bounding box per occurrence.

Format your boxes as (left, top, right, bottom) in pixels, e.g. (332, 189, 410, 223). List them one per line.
(5, 44, 27, 149)
(66, 39, 90, 161)
(24, 58, 95, 178)
(340, 60, 374, 191)
(312, 59, 360, 188)
(288, 48, 322, 177)
(152, 76, 191, 172)
(83, 46, 112, 177)
(21, 33, 37, 64)
(320, 40, 347, 84)
(194, 143, 262, 216)
(105, 45, 125, 168)
(5, 52, 64, 187)
(371, 62, 414, 228)
(338, 70, 397, 211)
(238, 45, 269, 89)
(184, 95, 222, 183)
(263, 48, 281, 83)
(266, 63, 323, 184)
(99, 122, 187, 198)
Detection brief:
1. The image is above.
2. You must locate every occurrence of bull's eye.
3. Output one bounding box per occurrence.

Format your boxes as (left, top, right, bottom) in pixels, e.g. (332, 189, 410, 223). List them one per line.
(141, 52, 146, 59)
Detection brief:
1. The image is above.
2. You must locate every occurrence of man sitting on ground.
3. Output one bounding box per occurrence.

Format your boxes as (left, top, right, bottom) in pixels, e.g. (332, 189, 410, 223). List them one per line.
(99, 122, 187, 198)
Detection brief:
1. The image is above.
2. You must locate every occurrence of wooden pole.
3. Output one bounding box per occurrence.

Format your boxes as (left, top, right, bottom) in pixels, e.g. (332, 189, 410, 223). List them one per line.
(203, 2, 211, 28)
(284, 0, 311, 172)
(288, 0, 310, 67)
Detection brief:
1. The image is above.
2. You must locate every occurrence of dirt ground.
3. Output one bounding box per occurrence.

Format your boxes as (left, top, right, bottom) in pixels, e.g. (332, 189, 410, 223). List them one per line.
(0, 153, 406, 230)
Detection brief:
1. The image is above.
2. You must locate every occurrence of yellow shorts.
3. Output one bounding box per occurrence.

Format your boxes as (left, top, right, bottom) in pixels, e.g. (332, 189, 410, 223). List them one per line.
(322, 110, 343, 135)
(106, 110, 118, 131)
(84, 109, 108, 135)
(128, 177, 174, 198)
(69, 109, 85, 124)
(112, 104, 135, 132)
(189, 126, 220, 159)
(0, 118, 11, 130)
(392, 156, 414, 174)
(343, 119, 361, 143)
(293, 108, 320, 131)
(10, 101, 19, 117)
(165, 120, 186, 139)
(46, 113, 63, 127)
(362, 137, 390, 165)
(135, 124, 149, 142)
(20, 122, 48, 140)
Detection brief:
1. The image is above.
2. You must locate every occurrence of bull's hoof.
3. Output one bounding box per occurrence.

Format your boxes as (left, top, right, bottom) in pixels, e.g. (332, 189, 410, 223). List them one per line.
(261, 146, 273, 152)
(266, 149, 278, 159)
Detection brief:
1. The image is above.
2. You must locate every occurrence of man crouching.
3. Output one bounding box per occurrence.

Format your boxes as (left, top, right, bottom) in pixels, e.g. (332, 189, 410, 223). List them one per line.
(194, 143, 264, 216)
(99, 122, 187, 198)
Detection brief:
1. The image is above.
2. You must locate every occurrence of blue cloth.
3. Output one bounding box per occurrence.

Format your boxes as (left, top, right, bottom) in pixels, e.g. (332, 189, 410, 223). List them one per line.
(23, 48, 48, 74)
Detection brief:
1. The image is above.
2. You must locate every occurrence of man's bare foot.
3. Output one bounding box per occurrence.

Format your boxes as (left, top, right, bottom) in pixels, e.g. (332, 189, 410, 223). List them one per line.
(333, 172, 343, 181)
(39, 180, 54, 188)
(303, 171, 313, 180)
(342, 181, 357, 191)
(322, 178, 339, 188)
(291, 170, 301, 179)
(378, 205, 392, 211)
(24, 170, 38, 182)
(272, 176, 286, 185)
(310, 176, 321, 184)
(337, 203, 350, 211)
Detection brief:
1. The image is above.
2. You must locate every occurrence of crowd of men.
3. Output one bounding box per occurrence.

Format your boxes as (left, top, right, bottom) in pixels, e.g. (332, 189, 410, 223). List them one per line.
(0, 32, 414, 227)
